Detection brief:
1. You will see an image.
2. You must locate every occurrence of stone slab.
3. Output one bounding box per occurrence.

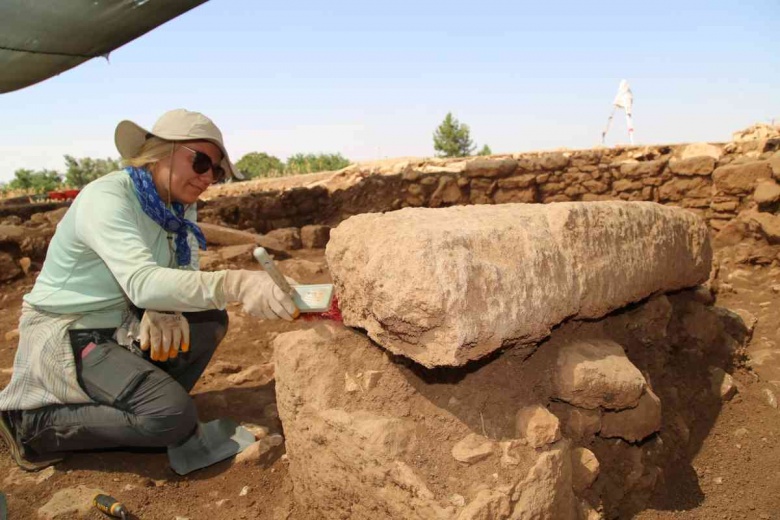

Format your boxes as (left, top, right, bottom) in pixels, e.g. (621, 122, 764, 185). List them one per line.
(326, 202, 712, 367)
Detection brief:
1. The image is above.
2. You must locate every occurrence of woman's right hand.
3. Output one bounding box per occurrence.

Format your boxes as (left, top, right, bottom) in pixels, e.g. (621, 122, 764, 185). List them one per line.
(223, 270, 299, 321)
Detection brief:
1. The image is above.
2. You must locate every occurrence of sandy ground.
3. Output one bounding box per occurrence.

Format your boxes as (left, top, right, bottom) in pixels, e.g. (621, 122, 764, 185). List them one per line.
(0, 247, 778, 519)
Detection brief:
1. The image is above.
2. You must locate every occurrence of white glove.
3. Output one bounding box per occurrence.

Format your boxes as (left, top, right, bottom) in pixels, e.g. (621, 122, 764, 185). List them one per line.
(223, 270, 299, 321)
(139, 311, 190, 362)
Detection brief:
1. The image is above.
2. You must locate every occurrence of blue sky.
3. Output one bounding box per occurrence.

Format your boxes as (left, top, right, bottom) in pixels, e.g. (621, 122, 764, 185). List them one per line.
(1, 0, 778, 183)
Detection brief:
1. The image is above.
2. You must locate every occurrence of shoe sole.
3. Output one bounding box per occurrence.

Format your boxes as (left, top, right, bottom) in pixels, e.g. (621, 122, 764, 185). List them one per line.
(0, 414, 62, 472)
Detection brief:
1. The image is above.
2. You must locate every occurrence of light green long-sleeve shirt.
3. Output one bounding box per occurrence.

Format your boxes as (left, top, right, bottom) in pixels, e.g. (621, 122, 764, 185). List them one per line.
(24, 170, 228, 328)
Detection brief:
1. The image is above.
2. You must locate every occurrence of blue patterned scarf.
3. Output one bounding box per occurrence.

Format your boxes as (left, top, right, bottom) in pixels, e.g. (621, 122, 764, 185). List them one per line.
(126, 166, 206, 267)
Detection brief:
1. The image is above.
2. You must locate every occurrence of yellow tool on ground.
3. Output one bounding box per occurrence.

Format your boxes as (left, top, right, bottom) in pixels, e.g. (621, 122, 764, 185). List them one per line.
(93, 493, 129, 520)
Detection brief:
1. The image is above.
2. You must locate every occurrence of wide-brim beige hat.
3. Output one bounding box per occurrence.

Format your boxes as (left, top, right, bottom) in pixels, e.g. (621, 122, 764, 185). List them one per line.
(114, 108, 243, 180)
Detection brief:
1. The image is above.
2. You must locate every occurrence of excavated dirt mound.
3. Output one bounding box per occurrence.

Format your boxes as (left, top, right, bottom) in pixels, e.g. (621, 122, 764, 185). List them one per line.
(1, 131, 780, 518)
(0, 242, 778, 519)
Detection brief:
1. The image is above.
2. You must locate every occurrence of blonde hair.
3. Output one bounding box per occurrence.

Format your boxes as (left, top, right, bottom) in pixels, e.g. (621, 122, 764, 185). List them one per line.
(122, 137, 174, 169)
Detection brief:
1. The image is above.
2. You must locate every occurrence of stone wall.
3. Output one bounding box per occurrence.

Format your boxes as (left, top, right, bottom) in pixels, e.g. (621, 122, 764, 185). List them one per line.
(201, 137, 780, 236)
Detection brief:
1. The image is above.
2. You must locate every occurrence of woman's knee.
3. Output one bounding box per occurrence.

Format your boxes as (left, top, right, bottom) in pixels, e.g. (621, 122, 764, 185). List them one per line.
(135, 392, 198, 446)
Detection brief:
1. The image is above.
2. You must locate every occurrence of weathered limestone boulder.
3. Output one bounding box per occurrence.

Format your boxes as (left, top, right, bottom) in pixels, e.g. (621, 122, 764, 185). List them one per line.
(515, 405, 561, 448)
(549, 402, 602, 440)
(679, 142, 723, 161)
(452, 433, 495, 464)
(273, 323, 579, 520)
(552, 339, 647, 410)
(668, 156, 716, 176)
(600, 388, 662, 442)
(754, 179, 780, 205)
(510, 443, 578, 519)
(0, 224, 26, 243)
(745, 211, 780, 243)
(265, 227, 302, 250)
(38, 485, 108, 519)
(199, 221, 288, 252)
(712, 161, 772, 195)
(571, 448, 600, 493)
(326, 202, 711, 367)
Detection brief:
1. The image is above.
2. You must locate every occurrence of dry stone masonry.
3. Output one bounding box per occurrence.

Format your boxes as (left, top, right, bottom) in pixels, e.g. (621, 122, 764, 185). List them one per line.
(199, 125, 779, 250)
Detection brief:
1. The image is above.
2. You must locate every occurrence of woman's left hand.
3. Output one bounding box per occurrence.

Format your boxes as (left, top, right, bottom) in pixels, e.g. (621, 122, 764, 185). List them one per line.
(140, 311, 190, 362)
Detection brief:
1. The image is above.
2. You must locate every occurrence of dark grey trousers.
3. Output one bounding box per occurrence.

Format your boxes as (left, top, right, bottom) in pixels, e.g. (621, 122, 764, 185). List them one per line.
(17, 309, 228, 456)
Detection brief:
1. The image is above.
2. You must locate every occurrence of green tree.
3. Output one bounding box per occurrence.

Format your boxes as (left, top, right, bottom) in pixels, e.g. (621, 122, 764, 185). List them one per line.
(285, 153, 350, 175)
(64, 155, 121, 188)
(433, 112, 475, 158)
(478, 144, 492, 156)
(235, 152, 285, 179)
(8, 168, 62, 194)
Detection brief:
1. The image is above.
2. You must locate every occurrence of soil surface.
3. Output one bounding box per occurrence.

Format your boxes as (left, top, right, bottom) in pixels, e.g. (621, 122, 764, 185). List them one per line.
(0, 246, 779, 519)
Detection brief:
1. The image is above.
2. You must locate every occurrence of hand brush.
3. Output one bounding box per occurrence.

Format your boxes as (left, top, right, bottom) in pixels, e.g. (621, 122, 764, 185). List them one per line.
(253, 247, 342, 321)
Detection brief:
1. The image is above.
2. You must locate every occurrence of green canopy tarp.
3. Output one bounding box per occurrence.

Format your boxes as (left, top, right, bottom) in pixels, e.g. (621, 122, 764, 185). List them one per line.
(0, 0, 208, 94)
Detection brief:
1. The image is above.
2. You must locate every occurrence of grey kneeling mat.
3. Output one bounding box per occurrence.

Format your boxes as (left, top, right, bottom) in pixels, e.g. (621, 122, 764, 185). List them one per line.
(168, 418, 256, 475)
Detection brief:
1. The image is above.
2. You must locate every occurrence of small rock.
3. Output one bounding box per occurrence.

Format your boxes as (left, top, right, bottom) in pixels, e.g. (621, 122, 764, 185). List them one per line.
(499, 439, 525, 467)
(226, 363, 274, 385)
(36, 466, 56, 484)
(515, 404, 561, 448)
(265, 228, 302, 250)
(449, 494, 466, 507)
(754, 179, 780, 205)
(208, 361, 243, 375)
(601, 388, 662, 442)
(344, 372, 360, 393)
(457, 489, 511, 520)
(552, 338, 646, 410)
(762, 388, 778, 409)
(710, 367, 738, 401)
(37, 485, 107, 520)
(771, 284, 780, 293)
(263, 403, 279, 420)
(714, 476, 723, 485)
(215, 499, 229, 507)
(234, 434, 284, 466)
(571, 447, 600, 492)
(733, 427, 749, 437)
(19, 257, 32, 275)
(732, 308, 758, 336)
(451, 433, 494, 464)
(4, 329, 19, 342)
(241, 423, 270, 439)
(549, 402, 601, 439)
(719, 282, 735, 293)
(153, 479, 167, 487)
(362, 370, 382, 391)
(239, 486, 250, 496)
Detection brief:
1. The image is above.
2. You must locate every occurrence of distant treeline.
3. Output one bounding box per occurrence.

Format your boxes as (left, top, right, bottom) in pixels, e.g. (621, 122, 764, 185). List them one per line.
(0, 151, 351, 195)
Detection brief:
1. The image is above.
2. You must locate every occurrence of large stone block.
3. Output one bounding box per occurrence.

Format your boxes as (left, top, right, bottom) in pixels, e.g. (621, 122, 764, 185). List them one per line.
(326, 202, 712, 367)
(273, 323, 573, 520)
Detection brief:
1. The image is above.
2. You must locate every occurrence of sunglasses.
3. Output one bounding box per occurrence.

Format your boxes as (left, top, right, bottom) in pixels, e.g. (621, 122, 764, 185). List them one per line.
(179, 144, 226, 183)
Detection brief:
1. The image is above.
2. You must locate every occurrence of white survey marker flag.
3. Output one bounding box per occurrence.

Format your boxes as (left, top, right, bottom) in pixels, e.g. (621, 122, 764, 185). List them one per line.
(601, 79, 636, 145)
(613, 79, 633, 112)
